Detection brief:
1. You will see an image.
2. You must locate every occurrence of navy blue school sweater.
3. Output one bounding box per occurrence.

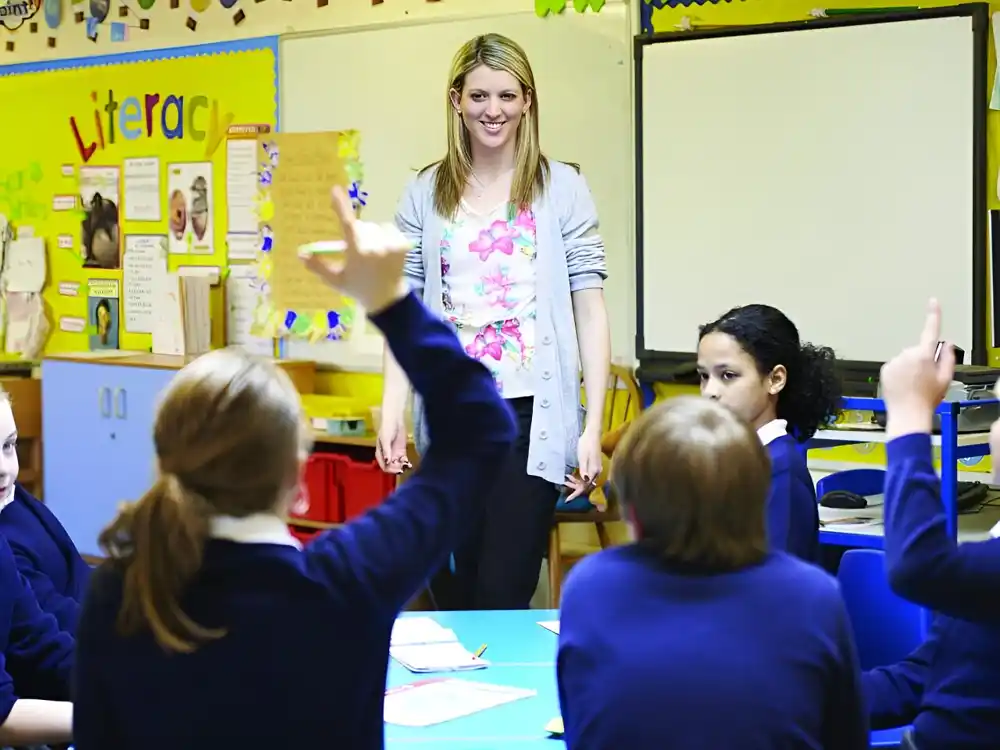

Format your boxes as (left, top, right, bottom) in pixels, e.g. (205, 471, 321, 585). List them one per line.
(557, 545, 867, 750)
(862, 433, 1000, 749)
(0, 485, 91, 633)
(0, 533, 74, 722)
(71, 292, 516, 750)
(766, 433, 820, 562)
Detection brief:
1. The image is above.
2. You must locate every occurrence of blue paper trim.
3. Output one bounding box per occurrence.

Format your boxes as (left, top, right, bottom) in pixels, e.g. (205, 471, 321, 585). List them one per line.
(0, 35, 278, 76)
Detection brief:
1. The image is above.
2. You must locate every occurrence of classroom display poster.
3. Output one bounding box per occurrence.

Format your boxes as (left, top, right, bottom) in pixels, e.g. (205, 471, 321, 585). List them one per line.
(87, 279, 120, 351)
(0, 38, 278, 358)
(79, 166, 121, 270)
(167, 162, 214, 256)
(253, 131, 361, 343)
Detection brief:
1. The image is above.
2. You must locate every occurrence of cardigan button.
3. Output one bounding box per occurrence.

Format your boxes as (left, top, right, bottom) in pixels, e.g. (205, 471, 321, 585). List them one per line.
(540, 399, 550, 408)
(542, 336, 552, 345)
(539, 430, 548, 439)
(537, 461, 547, 470)
(542, 370, 552, 380)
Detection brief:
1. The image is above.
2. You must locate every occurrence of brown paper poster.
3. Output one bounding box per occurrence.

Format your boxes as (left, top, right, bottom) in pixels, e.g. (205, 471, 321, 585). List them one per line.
(261, 132, 349, 312)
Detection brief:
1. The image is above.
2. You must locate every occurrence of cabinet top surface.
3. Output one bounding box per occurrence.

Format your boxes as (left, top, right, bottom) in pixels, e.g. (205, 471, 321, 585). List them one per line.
(44, 352, 315, 371)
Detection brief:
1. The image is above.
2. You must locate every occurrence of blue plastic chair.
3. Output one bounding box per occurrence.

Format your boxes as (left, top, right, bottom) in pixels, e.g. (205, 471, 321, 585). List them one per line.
(816, 468, 886, 499)
(837, 548, 926, 670)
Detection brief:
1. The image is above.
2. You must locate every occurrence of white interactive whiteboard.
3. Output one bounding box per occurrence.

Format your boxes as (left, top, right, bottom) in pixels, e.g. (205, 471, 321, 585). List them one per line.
(635, 6, 988, 373)
(280, 5, 633, 369)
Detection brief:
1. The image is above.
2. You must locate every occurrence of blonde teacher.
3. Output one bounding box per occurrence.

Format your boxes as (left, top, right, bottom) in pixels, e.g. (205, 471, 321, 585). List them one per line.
(377, 33, 611, 610)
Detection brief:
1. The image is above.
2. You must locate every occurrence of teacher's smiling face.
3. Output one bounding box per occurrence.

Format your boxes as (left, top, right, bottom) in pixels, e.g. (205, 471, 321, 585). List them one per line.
(451, 64, 531, 154)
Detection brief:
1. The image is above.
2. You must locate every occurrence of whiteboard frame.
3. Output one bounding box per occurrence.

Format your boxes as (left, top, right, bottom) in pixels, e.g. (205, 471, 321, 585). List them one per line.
(632, 4, 989, 384)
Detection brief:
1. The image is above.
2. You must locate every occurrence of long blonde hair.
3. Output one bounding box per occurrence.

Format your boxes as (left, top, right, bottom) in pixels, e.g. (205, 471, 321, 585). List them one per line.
(430, 33, 549, 219)
(98, 349, 311, 653)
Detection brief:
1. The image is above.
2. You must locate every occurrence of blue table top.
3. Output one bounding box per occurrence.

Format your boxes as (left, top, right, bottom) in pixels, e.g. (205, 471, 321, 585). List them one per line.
(385, 610, 907, 748)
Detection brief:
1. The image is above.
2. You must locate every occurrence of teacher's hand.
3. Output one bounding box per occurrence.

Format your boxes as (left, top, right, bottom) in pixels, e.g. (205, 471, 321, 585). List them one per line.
(300, 185, 410, 315)
(881, 299, 955, 438)
(376, 414, 411, 475)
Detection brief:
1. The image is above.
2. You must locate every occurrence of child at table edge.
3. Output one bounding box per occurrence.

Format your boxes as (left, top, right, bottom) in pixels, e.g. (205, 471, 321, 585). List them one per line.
(859, 300, 1000, 750)
(557, 396, 866, 750)
(0, 390, 90, 635)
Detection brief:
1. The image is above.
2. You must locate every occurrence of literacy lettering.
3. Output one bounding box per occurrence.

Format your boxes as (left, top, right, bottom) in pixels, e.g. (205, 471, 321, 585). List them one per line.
(69, 89, 233, 163)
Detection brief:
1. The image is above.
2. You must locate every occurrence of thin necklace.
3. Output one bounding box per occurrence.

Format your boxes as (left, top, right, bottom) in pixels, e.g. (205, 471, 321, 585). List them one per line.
(469, 168, 513, 199)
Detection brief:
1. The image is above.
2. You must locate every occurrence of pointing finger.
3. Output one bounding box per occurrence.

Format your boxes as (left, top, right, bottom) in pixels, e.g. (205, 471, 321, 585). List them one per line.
(919, 298, 941, 350)
(330, 185, 358, 254)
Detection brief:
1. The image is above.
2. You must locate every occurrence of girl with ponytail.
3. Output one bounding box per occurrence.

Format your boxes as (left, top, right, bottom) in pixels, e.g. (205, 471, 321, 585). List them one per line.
(72, 187, 516, 750)
(697, 304, 842, 562)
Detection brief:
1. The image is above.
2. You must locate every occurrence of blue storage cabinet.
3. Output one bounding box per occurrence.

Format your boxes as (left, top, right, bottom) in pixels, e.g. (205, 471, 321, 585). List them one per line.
(42, 356, 176, 557)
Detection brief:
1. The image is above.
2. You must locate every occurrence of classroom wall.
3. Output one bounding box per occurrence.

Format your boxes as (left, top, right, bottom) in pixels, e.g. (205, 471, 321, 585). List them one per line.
(2, 0, 556, 62)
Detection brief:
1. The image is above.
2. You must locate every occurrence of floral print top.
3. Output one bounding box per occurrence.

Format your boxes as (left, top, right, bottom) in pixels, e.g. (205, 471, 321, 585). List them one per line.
(440, 200, 538, 398)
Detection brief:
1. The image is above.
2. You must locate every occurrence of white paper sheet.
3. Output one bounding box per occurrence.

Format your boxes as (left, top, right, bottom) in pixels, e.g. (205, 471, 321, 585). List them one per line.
(225, 265, 273, 356)
(384, 679, 536, 727)
(123, 158, 162, 222)
(2, 238, 45, 293)
(226, 232, 259, 261)
(390, 642, 489, 674)
(226, 139, 259, 235)
(123, 235, 166, 334)
(390, 617, 457, 647)
(537, 620, 560, 635)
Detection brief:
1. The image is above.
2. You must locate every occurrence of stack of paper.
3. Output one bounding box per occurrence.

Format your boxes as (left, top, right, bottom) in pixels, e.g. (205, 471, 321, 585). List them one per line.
(390, 617, 488, 673)
(384, 678, 536, 727)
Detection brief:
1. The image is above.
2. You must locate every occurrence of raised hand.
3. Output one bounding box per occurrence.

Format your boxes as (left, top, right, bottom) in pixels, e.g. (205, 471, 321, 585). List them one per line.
(880, 299, 956, 436)
(300, 186, 411, 315)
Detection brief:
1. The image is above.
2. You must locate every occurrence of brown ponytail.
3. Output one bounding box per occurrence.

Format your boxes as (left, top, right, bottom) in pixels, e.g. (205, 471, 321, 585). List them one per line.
(97, 348, 310, 654)
(98, 473, 225, 653)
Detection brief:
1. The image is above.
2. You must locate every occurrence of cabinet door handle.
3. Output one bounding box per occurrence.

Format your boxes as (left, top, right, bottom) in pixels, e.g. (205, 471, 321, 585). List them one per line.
(114, 388, 127, 420)
(99, 387, 111, 418)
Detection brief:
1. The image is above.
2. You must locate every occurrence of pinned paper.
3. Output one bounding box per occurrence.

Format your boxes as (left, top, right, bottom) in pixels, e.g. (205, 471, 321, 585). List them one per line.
(57, 235, 73, 250)
(257, 131, 351, 313)
(5, 293, 48, 358)
(59, 316, 86, 333)
(58, 281, 80, 297)
(123, 235, 166, 333)
(88, 278, 121, 350)
(3, 237, 46, 293)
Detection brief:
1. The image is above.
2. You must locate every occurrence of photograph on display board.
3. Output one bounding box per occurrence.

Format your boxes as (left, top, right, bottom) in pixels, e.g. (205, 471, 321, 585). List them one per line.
(80, 166, 122, 269)
(88, 280, 120, 350)
(167, 162, 214, 255)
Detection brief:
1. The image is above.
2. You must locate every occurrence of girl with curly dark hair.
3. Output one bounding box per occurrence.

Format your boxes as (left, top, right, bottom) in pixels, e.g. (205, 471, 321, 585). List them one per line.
(697, 304, 842, 562)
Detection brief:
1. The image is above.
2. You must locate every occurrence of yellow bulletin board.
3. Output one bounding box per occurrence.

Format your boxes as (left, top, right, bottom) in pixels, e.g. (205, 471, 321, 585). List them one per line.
(0, 37, 278, 357)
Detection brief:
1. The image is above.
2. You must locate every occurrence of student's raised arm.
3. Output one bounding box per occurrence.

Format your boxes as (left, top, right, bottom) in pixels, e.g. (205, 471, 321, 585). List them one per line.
(299, 187, 515, 613)
(880, 300, 1000, 623)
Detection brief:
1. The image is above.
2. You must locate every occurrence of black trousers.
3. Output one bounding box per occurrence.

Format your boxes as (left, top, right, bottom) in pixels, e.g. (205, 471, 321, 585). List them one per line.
(430, 397, 560, 611)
